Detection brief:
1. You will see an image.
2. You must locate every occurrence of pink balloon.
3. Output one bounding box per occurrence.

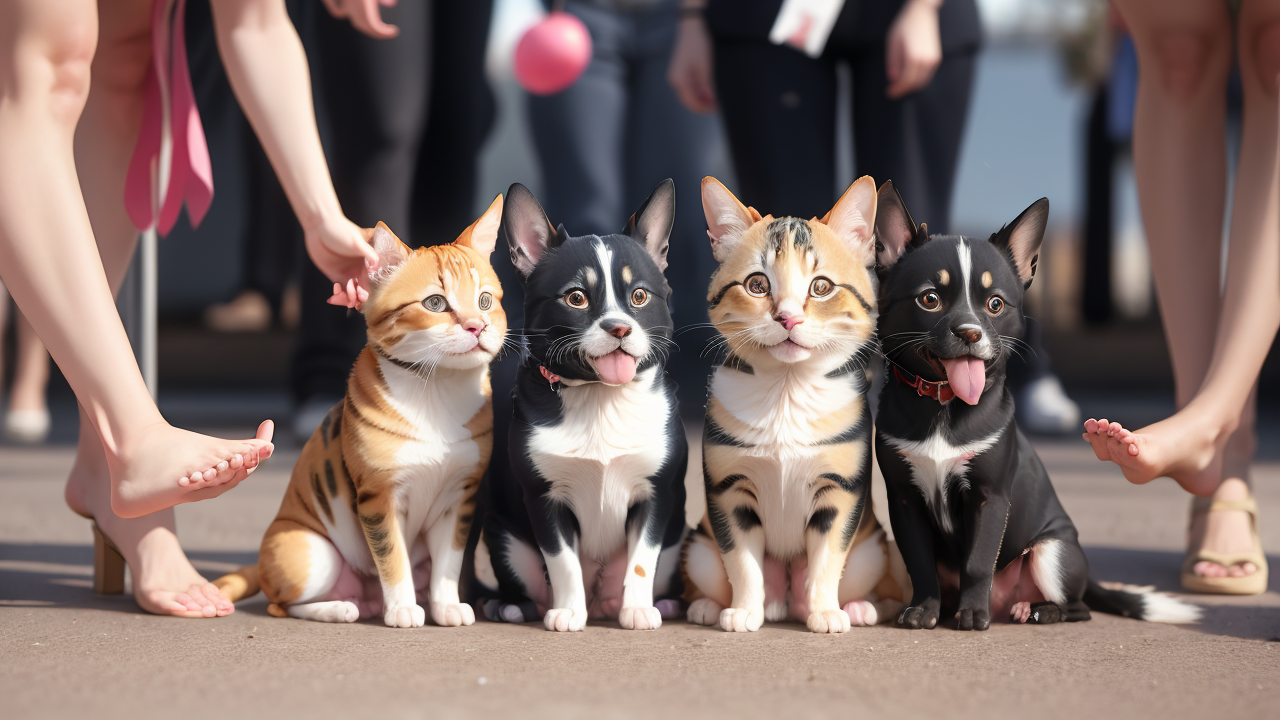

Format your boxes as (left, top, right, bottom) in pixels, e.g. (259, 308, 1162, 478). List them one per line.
(514, 12, 593, 96)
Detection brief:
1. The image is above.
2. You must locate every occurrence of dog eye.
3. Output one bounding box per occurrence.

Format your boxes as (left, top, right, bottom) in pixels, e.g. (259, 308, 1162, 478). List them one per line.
(630, 288, 649, 307)
(423, 295, 448, 313)
(478, 292, 493, 311)
(565, 290, 589, 309)
(744, 273, 770, 297)
(986, 296, 1005, 315)
(916, 290, 941, 311)
(810, 277, 834, 298)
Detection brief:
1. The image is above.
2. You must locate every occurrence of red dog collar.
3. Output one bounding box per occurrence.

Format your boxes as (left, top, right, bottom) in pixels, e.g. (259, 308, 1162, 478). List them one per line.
(892, 365, 954, 404)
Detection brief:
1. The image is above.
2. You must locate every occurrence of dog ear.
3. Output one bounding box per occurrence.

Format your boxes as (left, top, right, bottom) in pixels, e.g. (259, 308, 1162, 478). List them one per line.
(822, 175, 877, 263)
(502, 183, 556, 277)
(702, 177, 760, 263)
(991, 197, 1049, 287)
(624, 179, 676, 272)
(368, 222, 411, 282)
(455, 194, 503, 257)
(874, 180, 925, 269)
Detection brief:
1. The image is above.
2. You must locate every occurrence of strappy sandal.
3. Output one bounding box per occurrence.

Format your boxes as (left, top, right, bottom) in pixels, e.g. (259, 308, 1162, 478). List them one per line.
(1181, 497, 1268, 596)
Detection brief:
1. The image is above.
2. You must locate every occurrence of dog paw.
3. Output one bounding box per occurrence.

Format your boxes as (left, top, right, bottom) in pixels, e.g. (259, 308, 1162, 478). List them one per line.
(384, 602, 426, 628)
(686, 598, 724, 626)
(955, 606, 990, 631)
(842, 600, 879, 627)
(1010, 601, 1031, 624)
(719, 606, 764, 633)
(807, 608, 851, 634)
(655, 599, 682, 619)
(430, 601, 475, 627)
(1029, 601, 1063, 624)
(895, 598, 941, 629)
(619, 605, 662, 630)
(543, 607, 588, 632)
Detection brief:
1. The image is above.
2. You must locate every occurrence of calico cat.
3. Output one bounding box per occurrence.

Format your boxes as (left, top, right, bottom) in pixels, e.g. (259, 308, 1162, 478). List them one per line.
(682, 176, 911, 634)
(213, 200, 508, 628)
(473, 181, 689, 633)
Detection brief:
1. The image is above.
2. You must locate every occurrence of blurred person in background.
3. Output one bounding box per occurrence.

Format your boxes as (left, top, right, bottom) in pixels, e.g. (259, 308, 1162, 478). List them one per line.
(1084, 0, 1280, 596)
(0, 285, 51, 444)
(524, 0, 724, 416)
(669, 0, 1081, 434)
(292, 0, 497, 437)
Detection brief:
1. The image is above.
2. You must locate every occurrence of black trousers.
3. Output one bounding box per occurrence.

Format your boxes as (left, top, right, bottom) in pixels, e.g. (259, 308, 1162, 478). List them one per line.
(293, 0, 495, 403)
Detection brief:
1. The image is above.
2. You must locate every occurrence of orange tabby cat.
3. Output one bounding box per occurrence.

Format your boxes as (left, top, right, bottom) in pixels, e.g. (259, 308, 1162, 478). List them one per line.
(214, 198, 507, 628)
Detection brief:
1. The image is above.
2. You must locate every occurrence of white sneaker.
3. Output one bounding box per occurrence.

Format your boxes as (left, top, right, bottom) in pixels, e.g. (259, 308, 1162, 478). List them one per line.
(1018, 375, 1081, 436)
(292, 396, 343, 443)
(5, 409, 50, 444)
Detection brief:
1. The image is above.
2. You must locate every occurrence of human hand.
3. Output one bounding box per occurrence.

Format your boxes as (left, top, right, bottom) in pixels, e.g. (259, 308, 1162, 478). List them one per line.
(885, 0, 942, 99)
(304, 215, 379, 309)
(320, 0, 399, 39)
(667, 16, 717, 113)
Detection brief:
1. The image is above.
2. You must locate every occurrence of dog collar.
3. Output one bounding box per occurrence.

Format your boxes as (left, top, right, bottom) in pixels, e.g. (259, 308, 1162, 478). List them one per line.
(892, 365, 954, 404)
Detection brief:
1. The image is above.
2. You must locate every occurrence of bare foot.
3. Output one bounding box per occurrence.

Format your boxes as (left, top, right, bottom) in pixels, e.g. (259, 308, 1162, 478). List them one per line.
(65, 448, 234, 618)
(1081, 412, 1227, 496)
(1188, 479, 1260, 579)
(107, 421, 275, 518)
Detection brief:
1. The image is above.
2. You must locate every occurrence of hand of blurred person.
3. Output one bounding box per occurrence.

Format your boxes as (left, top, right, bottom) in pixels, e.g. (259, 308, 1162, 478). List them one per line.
(885, 0, 942, 99)
(306, 215, 379, 309)
(668, 13, 717, 113)
(320, 0, 399, 39)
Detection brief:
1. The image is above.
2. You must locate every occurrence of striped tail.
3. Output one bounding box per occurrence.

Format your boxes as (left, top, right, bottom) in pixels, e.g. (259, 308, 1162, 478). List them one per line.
(212, 565, 261, 603)
(1084, 580, 1201, 623)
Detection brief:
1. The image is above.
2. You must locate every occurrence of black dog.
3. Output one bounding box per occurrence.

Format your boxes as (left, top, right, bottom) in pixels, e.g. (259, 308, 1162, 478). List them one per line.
(872, 182, 1198, 630)
(473, 181, 688, 632)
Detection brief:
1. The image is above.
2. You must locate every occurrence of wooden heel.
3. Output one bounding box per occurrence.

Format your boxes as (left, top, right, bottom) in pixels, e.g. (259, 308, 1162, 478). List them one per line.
(92, 523, 126, 595)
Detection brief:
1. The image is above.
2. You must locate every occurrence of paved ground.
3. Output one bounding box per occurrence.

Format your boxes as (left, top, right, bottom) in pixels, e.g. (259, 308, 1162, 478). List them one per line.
(2, 424, 1278, 720)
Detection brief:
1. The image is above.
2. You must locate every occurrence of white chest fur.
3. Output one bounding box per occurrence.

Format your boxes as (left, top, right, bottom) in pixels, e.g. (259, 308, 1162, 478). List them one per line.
(881, 428, 1001, 535)
(528, 367, 671, 560)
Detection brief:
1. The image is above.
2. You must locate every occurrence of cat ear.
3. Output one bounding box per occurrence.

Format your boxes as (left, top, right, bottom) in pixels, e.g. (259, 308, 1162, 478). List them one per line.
(990, 197, 1049, 287)
(822, 175, 877, 263)
(702, 177, 758, 263)
(874, 180, 925, 269)
(502, 183, 555, 277)
(624, 179, 676, 272)
(369, 222, 411, 281)
(455, 194, 502, 257)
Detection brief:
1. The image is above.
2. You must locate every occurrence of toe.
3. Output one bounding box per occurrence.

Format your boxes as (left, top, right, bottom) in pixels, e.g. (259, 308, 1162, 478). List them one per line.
(229, 454, 244, 471)
(1084, 419, 1098, 433)
(1194, 561, 1227, 578)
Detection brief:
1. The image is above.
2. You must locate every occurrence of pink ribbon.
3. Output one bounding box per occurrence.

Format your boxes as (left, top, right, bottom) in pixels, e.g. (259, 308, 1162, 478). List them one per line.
(125, 0, 214, 236)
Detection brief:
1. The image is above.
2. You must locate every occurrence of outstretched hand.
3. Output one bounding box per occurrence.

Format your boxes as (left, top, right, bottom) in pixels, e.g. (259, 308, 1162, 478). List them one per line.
(305, 216, 379, 309)
(320, 0, 399, 39)
(885, 0, 942, 99)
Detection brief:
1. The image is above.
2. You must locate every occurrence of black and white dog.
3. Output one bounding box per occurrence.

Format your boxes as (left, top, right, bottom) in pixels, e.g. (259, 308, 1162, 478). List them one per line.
(872, 182, 1198, 630)
(474, 181, 689, 632)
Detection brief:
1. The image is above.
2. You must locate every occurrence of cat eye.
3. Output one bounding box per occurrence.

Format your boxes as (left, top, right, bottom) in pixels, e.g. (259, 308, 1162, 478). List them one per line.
(744, 273, 770, 297)
(810, 277, 834, 298)
(917, 290, 941, 311)
(986, 296, 1005, 315)
(423, 295, 449, 313)
(565, 289, 589, 309)
(630, 288, 650, 307)
(478, 292, 493, 311)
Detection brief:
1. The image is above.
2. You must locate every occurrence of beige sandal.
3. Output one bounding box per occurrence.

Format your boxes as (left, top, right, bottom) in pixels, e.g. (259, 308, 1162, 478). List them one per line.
(1181, 498, 1268, 596)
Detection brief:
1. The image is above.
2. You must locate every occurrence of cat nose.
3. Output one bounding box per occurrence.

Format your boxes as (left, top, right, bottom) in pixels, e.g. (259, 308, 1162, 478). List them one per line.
(775, 312, 804, 331)
(953, 324, 983, 343)
(602, 319, 632, 338)
(462, 319, 485, 337)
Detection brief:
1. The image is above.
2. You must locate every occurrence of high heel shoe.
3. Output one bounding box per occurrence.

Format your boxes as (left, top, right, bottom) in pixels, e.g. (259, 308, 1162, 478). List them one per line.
(92, 522, 127, 595)
(1182, 497, 1268, 596)
(4, 408, 50, 444)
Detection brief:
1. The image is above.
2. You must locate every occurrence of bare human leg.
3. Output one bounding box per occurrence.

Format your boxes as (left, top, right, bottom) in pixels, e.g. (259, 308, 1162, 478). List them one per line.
(0, 0, 273, 519)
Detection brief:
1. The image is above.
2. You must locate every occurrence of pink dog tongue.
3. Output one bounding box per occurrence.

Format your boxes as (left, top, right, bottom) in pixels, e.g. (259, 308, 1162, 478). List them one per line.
(595, 350, 637, 385)
(942, 356, 986, 405)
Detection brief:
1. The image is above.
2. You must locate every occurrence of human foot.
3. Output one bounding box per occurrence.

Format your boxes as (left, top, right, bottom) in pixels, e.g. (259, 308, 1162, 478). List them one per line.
(1081, 413, 1227, 496)
(65, 459, 234, 618)
(1187, 480, 1260, 579)
(107, 421, 275, 518)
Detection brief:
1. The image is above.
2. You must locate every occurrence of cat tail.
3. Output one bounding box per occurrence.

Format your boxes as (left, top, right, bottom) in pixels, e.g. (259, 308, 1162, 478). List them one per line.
(212, 565, 260, 603)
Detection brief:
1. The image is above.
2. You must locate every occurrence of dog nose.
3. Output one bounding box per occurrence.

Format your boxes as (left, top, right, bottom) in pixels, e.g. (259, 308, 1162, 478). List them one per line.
(463, 319, 485, 337)
(953, 324, 983, 343)
(775, 313, 804, 331)
(602, 319, 632, 338)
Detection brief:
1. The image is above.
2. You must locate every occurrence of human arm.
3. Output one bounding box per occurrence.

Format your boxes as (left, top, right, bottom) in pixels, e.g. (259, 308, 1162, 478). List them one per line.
(885, 0, 943, 99)
(667, 2, 717, 113)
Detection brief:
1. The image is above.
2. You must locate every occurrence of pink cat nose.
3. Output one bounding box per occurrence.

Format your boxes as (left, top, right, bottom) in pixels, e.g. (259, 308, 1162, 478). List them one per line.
(775, 313, 804, 330)
(463, 320, 485, 337)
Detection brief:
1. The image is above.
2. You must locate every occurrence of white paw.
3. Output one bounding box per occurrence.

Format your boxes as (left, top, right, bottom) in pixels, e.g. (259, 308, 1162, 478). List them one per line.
(764, 600, 789, 623)
(430, 601, 476, 627)
(543, 607, 588, 632)
(807, 608, 851, 634)
(842, 600, 878, 627)
(1011, 601, 1031, 624)
(687, 598, 724, 626)
(619, 605, 662, 630)
(384, 602, 426, 628)
(719, 606, 764, 633)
